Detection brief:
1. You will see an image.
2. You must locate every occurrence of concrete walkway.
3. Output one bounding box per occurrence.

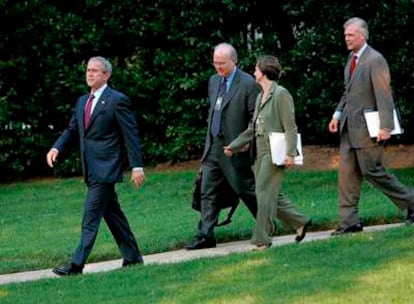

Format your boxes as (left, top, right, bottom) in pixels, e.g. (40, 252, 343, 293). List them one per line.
(0, 223, 403, 286)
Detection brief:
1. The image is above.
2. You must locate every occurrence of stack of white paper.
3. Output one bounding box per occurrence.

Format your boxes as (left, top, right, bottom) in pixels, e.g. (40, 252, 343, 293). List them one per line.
(268, 132, 303, 166)
(364, 109, 403, 138)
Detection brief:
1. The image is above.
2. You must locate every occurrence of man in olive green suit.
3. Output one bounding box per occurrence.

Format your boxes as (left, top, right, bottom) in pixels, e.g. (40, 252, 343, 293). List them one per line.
(328, 17, 414, 235)
(185, 43, 260, 250)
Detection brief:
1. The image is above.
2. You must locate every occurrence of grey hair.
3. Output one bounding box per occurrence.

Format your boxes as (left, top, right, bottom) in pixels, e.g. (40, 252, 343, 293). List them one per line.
(344, 17, 369, 40)
(88, 56, 113, 73)
(214, 42, 238, 63)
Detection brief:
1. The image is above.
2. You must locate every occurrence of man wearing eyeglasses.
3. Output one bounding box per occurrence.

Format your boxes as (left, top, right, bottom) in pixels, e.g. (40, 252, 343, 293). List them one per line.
(185, 42, 260, 250)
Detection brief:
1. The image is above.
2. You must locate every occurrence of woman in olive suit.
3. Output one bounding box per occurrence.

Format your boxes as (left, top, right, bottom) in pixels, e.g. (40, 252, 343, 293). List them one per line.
(224, 55, 311, 249)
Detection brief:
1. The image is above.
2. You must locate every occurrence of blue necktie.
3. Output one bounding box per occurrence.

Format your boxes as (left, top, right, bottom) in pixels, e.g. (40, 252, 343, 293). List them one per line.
(210, 78, 227, 137)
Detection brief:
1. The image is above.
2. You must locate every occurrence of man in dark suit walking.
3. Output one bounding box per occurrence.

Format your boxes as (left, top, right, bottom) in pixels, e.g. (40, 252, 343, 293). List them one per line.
(328, 17, 414, 235)
(185, 43, 259, 250)
(46, 56, 145, 275)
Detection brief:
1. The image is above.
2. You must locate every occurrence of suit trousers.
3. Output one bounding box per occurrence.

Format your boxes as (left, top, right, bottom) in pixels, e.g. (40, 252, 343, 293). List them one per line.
(251, 136, 309, 245)
(338, 131, 414, 227)
(198, 136, 257, 238)
(71, 179, 142, 266)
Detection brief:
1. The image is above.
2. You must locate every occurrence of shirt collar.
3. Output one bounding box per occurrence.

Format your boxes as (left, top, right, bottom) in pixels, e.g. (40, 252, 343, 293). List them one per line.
(354, 43, 368, 59)
(224, 67, 237, 90)
(90, 84, 107, 101)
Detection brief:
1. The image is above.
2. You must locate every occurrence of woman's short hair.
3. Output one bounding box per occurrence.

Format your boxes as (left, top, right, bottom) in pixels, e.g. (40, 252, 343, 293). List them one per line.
(256, 55, 282, 81)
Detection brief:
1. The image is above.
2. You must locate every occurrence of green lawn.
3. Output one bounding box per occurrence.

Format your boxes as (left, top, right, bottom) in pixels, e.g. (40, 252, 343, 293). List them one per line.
(1, 227, 414, 304)
(1, 167, 413, 303)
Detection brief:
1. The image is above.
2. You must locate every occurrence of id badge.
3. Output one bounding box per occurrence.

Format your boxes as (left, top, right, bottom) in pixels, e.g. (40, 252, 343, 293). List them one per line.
(215, 97, 223, 110)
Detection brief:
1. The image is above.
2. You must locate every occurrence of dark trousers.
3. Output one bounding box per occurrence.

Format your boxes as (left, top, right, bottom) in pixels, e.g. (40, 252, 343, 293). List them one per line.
(71, 179, 142, 266)
(197, 137, 257, 238)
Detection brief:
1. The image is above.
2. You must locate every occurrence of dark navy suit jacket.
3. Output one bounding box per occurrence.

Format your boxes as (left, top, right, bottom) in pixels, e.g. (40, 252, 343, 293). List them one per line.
(53, 86, 143, 183)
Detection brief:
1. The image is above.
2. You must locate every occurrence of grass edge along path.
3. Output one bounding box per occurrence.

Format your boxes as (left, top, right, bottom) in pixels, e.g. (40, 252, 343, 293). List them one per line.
(0, 224, 413, 304)
(0, 222, 405, 286)
(1, 168, 413, 275)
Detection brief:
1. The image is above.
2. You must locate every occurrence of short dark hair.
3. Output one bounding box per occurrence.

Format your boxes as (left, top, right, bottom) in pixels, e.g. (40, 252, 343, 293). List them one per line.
(256, 55, 282, 81)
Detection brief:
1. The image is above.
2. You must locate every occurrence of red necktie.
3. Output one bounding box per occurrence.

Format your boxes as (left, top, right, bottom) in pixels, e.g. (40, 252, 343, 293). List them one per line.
(84, 94, 95, 128)
(349, 55, 357, 78)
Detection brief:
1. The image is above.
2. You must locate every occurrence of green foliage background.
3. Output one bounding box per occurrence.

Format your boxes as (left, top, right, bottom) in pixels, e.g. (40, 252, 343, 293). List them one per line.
(0, 0, 413, 181)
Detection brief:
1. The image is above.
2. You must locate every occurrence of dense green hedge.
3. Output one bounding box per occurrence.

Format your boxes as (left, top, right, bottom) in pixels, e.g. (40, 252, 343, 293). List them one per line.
(0, 0, 412, 181)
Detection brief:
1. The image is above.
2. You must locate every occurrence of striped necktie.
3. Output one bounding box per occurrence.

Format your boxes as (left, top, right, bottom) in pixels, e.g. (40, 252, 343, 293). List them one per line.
(84, 94, 95, 128)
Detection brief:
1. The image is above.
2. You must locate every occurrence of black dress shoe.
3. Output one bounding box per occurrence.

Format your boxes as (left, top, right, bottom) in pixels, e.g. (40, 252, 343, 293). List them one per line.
(122, 258, 144, 268)
(295, 219, 312, 242)
(406, 206, 414, 224)
(331, 223, 363, 236)
(185, 237, 216, 250)
(52, 263, 83, 276)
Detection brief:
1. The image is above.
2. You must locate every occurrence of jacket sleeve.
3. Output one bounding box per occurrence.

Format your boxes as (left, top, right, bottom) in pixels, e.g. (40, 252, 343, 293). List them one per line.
(228, 124, 255, 151)
(371, 55, 394, 130)
(277, 89, 298, 157)
(115, 94, 144, 168)
(52, 104, 79, 152)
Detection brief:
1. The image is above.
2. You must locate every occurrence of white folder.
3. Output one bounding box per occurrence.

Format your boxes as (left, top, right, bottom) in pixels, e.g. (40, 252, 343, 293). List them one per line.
(364, 109, 403, 138)
(269, 132, 303, 166)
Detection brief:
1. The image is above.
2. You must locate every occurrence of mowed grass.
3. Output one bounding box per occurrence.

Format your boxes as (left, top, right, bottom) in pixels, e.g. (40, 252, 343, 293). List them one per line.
(1, 166, 412, 274)
(1, 227, 414, 303)
(1, 167, 414, 303)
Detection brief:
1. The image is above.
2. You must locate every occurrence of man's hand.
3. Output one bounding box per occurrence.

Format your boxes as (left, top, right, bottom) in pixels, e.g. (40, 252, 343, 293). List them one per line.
(377, 128, 391, 143)
(131, 170, 145, 188)
(284, 156, 295, 167)
(46, 149, 59, 168)
(328, 118, 339, 133)
(223, 145, 233, 157)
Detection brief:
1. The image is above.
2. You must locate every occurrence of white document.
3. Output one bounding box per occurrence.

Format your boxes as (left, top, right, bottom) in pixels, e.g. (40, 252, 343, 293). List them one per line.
(364, 109, 403, 138)
(269, 132, 303, 166)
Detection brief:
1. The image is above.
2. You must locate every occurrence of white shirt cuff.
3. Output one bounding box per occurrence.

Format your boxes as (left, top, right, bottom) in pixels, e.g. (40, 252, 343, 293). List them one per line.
(333, 111, 342, 120)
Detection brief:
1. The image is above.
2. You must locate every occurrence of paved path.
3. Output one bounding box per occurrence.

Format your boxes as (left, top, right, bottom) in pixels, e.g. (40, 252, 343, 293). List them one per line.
(0, 223, 404, 286)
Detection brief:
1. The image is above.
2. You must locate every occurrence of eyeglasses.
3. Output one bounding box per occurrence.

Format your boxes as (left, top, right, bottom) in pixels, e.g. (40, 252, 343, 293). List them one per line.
(212, 61, 228, 67)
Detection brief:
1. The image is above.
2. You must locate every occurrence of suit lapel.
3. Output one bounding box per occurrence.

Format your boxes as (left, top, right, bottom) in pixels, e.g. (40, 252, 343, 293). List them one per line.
(213, 77, 222, 102)
(252, 83, 278, 124)
(259, 83, 277, 109)
(80, 94, 90, 131)
(221, 70, 240, 110)
(344, 53, 353, 83)
(86, 87, 111, 131)
(346, 46, 370, 90)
